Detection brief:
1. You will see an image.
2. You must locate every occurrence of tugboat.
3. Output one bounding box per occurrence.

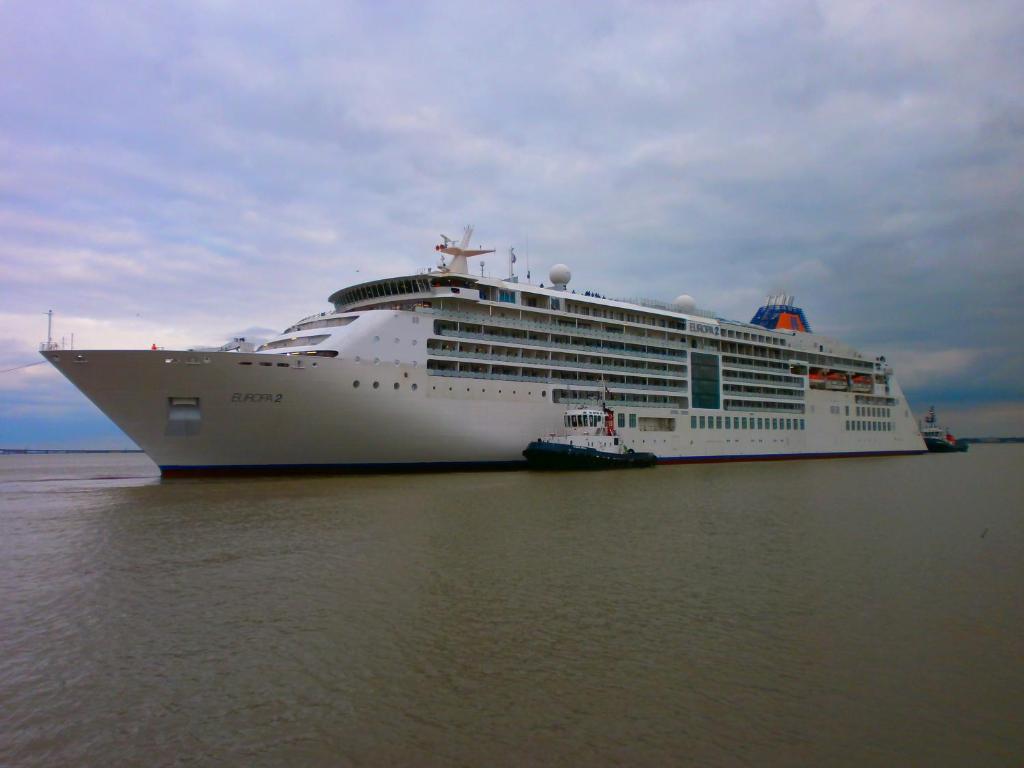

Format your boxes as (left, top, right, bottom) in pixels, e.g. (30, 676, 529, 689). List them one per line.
(920, 406, 969, 453)
(523, 405, 657, 470)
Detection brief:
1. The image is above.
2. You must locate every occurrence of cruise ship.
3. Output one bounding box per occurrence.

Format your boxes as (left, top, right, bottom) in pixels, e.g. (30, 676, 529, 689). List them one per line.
(43, 228, 927, 474)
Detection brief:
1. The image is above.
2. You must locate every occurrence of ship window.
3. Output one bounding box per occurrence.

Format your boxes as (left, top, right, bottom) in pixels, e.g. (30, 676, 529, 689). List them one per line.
(353, 380, 360, 387)
(373, 381, 380, 389)
(772, 418, 778, 429)
(786, 419, 792, 430)
(725, 417, 731, 429)
(699, 415, 706, 428)
(800, 419, 805, 430)
(742, 417, 748, 429)
(260, 334, 331, 351)
(846, 420, 850, 431)
(690, 352, 720, 409)
(629, 414, 637, 428)
(166, 397, 201, 437)
(691, 415, 697, 428)
(394, 382, 399, 390)
(618, 413, 625, 428)
(716, 416, 722, 429)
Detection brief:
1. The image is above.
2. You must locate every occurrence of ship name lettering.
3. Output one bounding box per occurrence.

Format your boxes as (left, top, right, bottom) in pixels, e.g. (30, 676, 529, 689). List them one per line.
(691, 323, 720, 336)
(231, 393, 283, 403)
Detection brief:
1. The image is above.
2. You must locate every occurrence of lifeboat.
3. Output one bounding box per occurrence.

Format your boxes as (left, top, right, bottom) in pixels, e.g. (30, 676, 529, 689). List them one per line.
(809, 371, 826, 389)
(851, 374, 873, 393)
(825, 372, 848, 390)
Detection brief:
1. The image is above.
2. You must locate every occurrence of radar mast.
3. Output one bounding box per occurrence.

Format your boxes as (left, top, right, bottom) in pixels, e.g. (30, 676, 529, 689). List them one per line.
(435, 225, 495, 274)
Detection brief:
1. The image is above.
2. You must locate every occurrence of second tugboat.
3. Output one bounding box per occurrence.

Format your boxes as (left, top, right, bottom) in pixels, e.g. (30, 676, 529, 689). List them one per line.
(920, 406, 969, 453)
(523, 405, 657, 469)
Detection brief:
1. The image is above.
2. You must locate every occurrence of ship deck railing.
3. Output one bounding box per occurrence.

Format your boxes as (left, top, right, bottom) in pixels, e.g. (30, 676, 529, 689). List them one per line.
(435, 329, 687, 362)
(426, 368, 688, 393)
(423, 308, 690, 350)
(721, 373, 805, 390)
(722, 388, 806, 402)
(427, 349, 687, 378)
(555, 396, 681, 409)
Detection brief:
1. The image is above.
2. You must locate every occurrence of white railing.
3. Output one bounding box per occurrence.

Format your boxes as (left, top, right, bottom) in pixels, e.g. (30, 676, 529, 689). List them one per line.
(435, 329, 686, 362)
(424, 308, 691, 350)
(427, 348, 687, 378)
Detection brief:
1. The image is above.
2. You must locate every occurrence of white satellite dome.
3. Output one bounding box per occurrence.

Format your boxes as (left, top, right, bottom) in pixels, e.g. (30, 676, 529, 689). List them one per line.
(673, 294, 697, 312)
(549, 264, 572, 289)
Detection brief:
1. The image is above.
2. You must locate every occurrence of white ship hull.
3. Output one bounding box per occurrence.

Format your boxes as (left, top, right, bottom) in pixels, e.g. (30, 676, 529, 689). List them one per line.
(44, 333, 924, 475)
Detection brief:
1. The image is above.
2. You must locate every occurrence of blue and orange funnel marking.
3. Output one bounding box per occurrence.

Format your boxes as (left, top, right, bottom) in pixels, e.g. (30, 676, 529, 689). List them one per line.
(750, 294, 812, 333)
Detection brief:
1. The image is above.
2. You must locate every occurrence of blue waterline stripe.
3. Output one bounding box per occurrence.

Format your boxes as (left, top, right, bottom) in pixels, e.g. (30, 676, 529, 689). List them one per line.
(160, 450, 926, 475)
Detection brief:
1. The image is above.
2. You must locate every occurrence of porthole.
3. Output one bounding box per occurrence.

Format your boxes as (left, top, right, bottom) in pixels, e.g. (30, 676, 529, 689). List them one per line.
(374, 357, 380, 364)
(374, 335, 380, 342)
(411, 340, 418, 346)
(403, 372, 408, 378)
(394, 337, 400, 343)
(355, 355, 361, 362)
(393, 382, 399, 390)
(394, 359, 399, 366)
(353, 380, 360, 388)
(373, 381, 380, 389)
(411, 383, 418, 391)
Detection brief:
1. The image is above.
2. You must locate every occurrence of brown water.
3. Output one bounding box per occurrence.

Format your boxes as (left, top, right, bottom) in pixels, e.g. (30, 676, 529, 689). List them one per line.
(1, 448, 1022, 766)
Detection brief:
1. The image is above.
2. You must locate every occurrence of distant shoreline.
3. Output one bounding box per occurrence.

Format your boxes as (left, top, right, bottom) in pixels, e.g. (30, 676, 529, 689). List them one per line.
(0, 449, 145, 455)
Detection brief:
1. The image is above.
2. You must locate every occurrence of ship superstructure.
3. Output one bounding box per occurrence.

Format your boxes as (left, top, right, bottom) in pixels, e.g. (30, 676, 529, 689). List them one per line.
(43, 230, 926, 474)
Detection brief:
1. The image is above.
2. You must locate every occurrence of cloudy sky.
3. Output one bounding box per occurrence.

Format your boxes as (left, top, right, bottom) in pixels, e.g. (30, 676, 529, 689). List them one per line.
(2, 0, 1022, 446)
